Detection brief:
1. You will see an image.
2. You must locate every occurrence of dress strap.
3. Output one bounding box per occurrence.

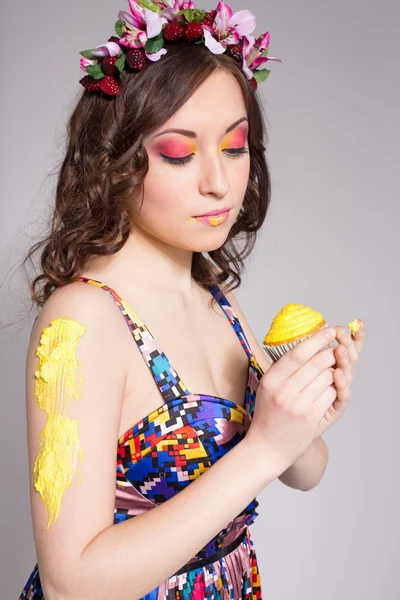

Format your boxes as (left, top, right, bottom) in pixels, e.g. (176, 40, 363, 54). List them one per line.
(208, 284, 253, 361)
(68, 277, 190, 403)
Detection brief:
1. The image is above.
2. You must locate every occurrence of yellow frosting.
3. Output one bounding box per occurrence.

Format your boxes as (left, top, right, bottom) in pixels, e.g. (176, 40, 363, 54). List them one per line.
(33, 317, 86, 530)
(188, 214, 227, 226)
(348, 318, 362, 336)
(263, 303, 326, 346)
(208, 214, 227, 226)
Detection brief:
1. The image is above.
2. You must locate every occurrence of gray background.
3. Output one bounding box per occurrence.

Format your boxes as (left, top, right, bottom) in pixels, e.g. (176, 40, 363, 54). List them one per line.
(1, 0, 398, 597)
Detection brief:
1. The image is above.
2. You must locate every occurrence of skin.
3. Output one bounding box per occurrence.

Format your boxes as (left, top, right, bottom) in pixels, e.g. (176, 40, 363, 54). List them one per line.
(81, 68, 366, 488)
(26, 66, 367, 599)
(139, 77, 250, 244)
(81, 69, 254, 438)
(314, 320, 365, 438)
(33, 317, 86, 529)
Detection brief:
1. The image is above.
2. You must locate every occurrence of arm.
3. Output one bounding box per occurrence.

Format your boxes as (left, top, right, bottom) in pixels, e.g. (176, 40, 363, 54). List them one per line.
(78, 429, 280, 600)
(223, 288, 329, 491)
(27, 285, 287, 600)
(276, 435, 328, 491)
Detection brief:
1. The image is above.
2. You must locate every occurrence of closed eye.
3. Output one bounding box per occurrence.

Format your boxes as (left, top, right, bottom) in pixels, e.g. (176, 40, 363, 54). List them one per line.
(159, 147, 249, 167)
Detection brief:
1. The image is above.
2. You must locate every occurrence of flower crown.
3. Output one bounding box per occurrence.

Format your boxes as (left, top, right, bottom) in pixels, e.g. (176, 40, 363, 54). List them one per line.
(79, 0, 282, 96)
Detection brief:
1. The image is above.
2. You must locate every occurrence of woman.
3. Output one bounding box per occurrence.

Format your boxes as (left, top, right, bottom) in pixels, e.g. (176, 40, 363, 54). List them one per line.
(19, 1, 364, 598)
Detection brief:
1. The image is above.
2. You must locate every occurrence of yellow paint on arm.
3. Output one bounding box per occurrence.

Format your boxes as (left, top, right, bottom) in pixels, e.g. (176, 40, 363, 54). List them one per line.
(33, 317, 87, 530)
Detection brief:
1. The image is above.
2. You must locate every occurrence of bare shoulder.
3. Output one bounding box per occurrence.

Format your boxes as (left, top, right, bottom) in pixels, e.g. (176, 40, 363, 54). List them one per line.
(222, 286, 273, 374)
(29, 281, 131, 374)
(29, 283, 131, 397)
(25, 282, 129, 596)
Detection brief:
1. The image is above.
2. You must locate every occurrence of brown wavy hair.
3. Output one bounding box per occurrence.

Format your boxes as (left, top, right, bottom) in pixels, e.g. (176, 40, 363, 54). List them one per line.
(22, 41, 272, 309)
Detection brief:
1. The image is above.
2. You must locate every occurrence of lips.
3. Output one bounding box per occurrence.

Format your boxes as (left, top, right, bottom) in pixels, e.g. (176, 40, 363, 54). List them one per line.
(188, 210, 231, 227)
(193, 207, 231, 218)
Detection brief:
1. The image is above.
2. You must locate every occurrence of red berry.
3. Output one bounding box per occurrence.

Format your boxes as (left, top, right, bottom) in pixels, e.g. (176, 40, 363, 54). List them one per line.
(126, 48, 147, 71)
(108, 36, 121, 45)
(99, 75, 121, 96)
(225, 45, 243, 65)
(102, 56, 118, 76)
(163, 22, 185, 42)
(184, 22, 202, 42)
(250, 77, 258, 91)
(201, 10, 216, 27)
(79, 75, 100, 92)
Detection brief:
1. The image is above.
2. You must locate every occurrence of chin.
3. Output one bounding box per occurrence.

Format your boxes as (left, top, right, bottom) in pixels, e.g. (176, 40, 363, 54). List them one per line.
(186, 234, 231, 253)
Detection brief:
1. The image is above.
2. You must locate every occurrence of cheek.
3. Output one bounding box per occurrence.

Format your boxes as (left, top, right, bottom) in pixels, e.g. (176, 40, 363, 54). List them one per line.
(142, 147, 197, 215)
(139, 169, 186, 217)
(143, 188, 180, 217)
(231, 154, 251, 193)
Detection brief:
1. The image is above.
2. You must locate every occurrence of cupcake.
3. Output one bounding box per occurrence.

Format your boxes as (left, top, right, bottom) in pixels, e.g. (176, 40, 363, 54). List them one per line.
(262, 303, 332, 363)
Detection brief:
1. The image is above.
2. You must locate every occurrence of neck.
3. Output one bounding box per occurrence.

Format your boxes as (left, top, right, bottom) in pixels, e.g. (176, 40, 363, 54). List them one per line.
(84, 225, 197, 299)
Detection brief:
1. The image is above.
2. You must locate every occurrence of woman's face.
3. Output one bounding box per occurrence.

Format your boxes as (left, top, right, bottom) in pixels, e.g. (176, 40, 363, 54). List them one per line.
(135, 69, 251, 253)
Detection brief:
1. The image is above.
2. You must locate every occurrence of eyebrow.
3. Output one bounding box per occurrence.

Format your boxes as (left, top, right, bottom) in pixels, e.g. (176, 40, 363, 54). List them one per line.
(152, 117, 248, 139)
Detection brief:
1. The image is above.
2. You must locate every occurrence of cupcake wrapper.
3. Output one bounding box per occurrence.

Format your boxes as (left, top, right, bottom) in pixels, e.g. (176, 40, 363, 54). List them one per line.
(262, 324, 332, 363)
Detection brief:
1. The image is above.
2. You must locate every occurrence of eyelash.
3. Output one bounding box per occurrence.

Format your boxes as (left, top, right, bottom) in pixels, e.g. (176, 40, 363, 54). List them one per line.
(159, 147, 249, 167)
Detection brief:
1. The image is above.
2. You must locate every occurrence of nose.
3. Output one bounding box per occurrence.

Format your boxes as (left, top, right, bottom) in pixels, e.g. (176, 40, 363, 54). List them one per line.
(198, 152, 230, 199)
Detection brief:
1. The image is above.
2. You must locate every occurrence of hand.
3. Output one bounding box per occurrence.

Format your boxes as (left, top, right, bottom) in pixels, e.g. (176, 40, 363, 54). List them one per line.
(246, 327, 340, 472)
(314, 320, 366, 437)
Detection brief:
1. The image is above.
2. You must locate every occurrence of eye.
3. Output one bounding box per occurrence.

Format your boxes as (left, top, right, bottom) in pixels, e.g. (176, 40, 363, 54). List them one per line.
(160, 153, 194, 167)
(159, 146, 249, 167)
(224, 147, 249, 158)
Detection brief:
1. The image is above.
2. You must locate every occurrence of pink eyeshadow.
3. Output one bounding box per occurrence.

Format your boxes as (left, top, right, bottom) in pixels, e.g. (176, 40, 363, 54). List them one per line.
(221, 127, 247, 150)
(155, 140, 195, 158)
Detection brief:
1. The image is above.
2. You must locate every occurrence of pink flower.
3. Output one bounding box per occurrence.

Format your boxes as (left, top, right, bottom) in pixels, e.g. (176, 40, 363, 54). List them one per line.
(80, 57, 96, 72)
(203, 1, 256, 53)
(241, 31, 282, 79)
(155, 0, 196, 10)
(146, 0, 197, 26)
(91, 41, 122, 58)
(173, 0, 196, 9)
(118, 0, 168, 60)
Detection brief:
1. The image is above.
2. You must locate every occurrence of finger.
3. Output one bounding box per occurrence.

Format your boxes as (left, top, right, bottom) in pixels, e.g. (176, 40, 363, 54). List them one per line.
(271, 326, 337, 381)
(333, 367, 351, 407)
(299, 366, 335, 407)
(334, 344, 353, 383)
(336, 327, 358, 363)
(288, 346, 336, 393)
(352, 320, 366, 355)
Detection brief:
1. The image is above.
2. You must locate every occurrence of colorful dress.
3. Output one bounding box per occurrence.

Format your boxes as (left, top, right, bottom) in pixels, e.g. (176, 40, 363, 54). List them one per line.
(19, 276, 265, 599)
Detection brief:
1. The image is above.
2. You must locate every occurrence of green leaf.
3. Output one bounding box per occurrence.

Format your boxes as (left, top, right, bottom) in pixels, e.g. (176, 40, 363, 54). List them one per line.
(192, 8, 208, 23)
(86, 64, 106, 80)
(115, 20, 125, 37)
(115, 52, 126, 72)
(145, 31, 164, 53)
(261, 48, 269, 57)
(79, 49, 96, 59)
(253, 68, 270, 83)
(183, 9, 194, 22)
(137, 0, 162, 13)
